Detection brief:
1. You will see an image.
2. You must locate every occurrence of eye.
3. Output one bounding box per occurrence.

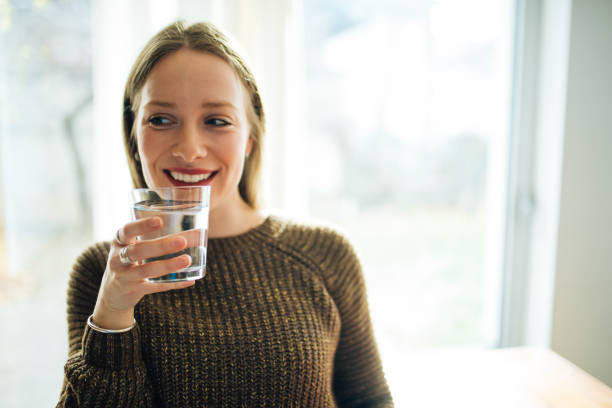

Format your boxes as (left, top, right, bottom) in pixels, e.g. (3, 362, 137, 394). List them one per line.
(205, 118, 231, 127)
(147, 115, 174, 128)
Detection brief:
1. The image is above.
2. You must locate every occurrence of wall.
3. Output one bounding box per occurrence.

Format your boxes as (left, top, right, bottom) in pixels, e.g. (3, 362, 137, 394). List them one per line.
(551, 0, 612, 387)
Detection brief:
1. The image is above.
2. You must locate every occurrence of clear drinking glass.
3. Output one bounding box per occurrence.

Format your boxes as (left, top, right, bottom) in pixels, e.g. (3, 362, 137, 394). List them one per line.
(130, 186, 210, 282)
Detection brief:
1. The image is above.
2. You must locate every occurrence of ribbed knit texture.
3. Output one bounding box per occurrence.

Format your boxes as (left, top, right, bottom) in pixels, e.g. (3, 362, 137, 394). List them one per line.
(57, 215, 393, 407)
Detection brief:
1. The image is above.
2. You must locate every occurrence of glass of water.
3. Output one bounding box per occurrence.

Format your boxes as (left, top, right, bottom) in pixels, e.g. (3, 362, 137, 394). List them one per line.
(130, 186, 210, 282)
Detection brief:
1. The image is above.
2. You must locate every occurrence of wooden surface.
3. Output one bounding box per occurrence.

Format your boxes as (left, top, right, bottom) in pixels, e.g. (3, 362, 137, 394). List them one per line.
(387, 347, 612, 407)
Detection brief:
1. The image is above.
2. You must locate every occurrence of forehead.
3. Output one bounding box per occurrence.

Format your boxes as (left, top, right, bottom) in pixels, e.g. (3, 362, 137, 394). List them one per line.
(139, 48, 246, 109)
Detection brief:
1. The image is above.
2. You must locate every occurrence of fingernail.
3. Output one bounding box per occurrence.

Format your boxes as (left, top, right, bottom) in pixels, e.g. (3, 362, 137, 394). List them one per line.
(149, 218, 160, 227)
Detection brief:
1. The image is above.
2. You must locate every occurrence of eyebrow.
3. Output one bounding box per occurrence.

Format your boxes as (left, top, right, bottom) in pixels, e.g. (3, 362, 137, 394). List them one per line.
(145, 100, 238, 111)
(202, 101, 237, 110)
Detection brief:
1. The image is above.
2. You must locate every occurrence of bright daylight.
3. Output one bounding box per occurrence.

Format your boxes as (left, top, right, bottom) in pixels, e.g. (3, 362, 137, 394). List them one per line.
(1, 0, 611, 407)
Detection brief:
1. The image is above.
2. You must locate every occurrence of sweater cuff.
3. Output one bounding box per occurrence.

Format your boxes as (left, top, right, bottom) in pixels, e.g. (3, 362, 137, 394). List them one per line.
(82, 322, 143, 370)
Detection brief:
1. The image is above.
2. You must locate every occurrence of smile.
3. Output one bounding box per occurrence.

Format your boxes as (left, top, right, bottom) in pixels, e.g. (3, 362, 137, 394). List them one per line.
(170, 171, 213, 182)
(164, 168, 218, 186)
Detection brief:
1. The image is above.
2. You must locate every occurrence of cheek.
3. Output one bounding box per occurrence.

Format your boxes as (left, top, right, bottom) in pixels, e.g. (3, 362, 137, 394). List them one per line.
(136, 130, 166, 183)
(138, 130, 166, 162)
(217, 134, 248, 167)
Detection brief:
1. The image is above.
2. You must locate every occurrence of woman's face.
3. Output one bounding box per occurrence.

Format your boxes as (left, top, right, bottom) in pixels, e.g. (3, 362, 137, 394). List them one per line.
(135, 48, 252, 213)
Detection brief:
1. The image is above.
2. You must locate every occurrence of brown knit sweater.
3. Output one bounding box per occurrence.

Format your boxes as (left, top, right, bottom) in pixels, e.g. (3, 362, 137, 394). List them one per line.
(57, 215, 393, 407)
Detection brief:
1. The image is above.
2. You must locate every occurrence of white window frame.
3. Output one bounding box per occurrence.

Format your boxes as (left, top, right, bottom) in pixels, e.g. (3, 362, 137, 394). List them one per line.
(499, 0, 571, 347)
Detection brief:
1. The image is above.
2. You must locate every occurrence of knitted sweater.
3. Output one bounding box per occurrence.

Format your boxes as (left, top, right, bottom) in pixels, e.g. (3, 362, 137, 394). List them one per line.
(57, 215, 393, 407)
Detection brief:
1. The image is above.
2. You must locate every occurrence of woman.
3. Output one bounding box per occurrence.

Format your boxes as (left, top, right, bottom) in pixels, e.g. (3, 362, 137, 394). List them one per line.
(58, 21, 393, 407)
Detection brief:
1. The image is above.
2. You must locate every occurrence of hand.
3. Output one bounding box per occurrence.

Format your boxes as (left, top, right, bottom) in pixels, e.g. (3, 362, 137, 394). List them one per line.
(91, 216, 195, 330)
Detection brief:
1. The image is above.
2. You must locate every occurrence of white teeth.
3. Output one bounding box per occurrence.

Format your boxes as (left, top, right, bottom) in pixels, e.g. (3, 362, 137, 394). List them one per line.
(169, 171, 213, 183)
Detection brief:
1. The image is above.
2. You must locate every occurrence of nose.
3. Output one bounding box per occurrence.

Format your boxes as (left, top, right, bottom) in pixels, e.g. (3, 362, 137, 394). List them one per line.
(171, 122, 207, 163)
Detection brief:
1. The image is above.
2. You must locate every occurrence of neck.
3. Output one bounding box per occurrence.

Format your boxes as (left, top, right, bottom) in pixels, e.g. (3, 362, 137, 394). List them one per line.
(208, 193, 264, 238)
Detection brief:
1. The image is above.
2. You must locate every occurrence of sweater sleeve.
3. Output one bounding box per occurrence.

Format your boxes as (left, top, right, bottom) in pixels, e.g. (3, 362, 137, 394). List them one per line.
(57, 242, 155, 407)
(319, 231, 394, 407)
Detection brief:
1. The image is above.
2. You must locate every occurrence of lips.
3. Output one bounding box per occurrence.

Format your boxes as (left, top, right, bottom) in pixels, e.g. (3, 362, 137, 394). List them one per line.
(164, 168, 218, 186)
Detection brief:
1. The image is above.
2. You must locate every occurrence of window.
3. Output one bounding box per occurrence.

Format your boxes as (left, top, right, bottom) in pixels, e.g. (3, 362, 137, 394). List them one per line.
(302, 0, 514, 402)
(0, 1, 93, 406)
(0, 0, 517, 405)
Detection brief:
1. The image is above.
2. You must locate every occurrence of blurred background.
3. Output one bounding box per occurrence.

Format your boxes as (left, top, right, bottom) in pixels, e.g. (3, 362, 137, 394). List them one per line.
(0, 0, 610, 406)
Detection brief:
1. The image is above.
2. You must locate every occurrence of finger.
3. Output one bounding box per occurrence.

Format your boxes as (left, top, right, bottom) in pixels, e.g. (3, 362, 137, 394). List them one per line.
(177, 228, 206, 248)
(114, 228, 129, 246)
(110, 242, 144, 270)
(137, 254, 192, 280)
(117, 217, 162, 246)
(146, 279, 196, 294)
(127, 235, 187, 263)
(151, 229, 204, 248)
(115, 227, 132, 247)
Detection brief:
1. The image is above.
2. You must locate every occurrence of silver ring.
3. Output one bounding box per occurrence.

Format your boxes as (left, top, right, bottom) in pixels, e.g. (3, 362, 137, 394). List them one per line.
(119, 246, 136, 266)
(115, 229, 128, 246)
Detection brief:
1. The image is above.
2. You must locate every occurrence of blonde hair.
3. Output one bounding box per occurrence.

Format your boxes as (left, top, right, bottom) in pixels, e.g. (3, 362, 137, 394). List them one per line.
(122, 21, 265, 208)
